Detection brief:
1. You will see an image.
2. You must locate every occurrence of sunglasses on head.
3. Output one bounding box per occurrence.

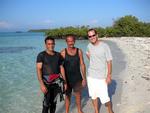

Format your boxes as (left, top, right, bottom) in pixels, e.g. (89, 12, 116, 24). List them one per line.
(88, 34, 96, 38)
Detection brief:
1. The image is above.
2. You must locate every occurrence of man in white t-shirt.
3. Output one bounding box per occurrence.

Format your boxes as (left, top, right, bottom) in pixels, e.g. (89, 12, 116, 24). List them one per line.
(86, 29, 114, 113)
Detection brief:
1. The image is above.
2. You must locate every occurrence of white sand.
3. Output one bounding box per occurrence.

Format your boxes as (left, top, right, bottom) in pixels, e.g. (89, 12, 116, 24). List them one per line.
(108, 37, 150, 113)
(56, 37, 150, 113)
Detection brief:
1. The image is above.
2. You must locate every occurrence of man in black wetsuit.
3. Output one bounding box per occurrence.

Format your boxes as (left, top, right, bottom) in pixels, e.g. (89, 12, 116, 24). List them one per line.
(36, 36, 67, 113)
(61, 34, 86, 113)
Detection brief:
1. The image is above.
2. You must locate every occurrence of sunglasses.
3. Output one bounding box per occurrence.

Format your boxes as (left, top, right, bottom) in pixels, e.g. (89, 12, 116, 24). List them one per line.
(88, 34, 96, 38)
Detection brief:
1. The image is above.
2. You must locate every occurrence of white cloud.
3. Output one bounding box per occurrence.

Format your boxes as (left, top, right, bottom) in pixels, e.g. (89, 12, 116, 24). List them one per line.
(90, 19, 99, 24)
(43, 20, 54, 24)
(0, 21, 12, 28)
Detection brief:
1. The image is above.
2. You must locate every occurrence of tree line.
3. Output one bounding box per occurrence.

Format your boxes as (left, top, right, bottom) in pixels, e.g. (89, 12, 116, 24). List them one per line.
(28, 15, 150, 39)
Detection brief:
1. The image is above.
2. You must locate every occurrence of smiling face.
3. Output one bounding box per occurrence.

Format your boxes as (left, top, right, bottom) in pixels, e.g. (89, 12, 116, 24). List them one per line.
(66, 36, 75, 48)
(88, 30, 98, 44)
(45, 39, 55, 51)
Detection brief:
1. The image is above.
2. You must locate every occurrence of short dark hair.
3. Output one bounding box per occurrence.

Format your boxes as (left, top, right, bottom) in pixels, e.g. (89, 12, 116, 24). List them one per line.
(65, 34, 76, 41)
(87, 28, 97, 34)
(44, 36, 55, 44)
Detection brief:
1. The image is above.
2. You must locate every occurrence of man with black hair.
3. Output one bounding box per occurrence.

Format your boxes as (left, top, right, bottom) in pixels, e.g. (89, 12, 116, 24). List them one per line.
(36, 36, 67, 113)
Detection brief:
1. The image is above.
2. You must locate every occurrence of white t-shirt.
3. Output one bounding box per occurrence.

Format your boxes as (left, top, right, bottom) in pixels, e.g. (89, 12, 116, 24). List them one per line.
(86, 41, 113, 79)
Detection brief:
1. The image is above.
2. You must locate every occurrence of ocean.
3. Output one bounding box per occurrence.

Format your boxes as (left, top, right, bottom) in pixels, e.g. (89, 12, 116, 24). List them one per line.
(0, 32, 89, 113)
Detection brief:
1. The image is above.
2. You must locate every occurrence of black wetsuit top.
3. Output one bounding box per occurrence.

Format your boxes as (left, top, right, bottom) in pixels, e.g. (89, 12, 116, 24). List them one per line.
(63, 48, 82, 87)
(36, 51, 63, 78)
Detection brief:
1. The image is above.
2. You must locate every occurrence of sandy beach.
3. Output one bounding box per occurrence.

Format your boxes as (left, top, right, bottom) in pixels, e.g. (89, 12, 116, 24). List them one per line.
(55, 37, 150, 113)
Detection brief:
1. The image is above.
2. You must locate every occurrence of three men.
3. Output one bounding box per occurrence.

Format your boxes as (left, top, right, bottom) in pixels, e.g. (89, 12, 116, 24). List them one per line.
(36, 29, 114, 113)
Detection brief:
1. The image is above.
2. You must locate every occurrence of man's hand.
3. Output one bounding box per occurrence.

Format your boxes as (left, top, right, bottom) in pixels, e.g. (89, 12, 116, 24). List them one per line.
(82, 79, 87, 87)
(64, 83, 68, 91)
(40, 84, 48, 94)
(106, 74, 112, 85)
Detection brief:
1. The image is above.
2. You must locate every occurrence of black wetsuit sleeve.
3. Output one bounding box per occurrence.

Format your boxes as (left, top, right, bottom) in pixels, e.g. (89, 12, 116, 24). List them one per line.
(36, 52, 44, 63)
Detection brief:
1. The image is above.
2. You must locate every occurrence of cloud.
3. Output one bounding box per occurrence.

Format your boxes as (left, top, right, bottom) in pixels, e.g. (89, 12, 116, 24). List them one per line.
(0, 21, 12, 29)
(43, 20, 54, 24)
(33, 19, 54, 27)
(90, 19, 99, 24)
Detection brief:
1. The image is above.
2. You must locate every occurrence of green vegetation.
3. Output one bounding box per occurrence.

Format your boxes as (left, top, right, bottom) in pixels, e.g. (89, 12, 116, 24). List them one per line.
(28, 15, 150, 39)
(28, 29, 49, 33)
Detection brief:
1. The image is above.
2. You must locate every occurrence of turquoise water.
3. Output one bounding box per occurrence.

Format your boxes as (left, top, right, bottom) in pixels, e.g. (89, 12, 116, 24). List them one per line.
(0, 32, 89, 113)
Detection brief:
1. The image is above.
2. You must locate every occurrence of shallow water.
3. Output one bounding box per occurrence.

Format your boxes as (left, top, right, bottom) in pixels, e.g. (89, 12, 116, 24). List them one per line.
(0, 32, 89, 113)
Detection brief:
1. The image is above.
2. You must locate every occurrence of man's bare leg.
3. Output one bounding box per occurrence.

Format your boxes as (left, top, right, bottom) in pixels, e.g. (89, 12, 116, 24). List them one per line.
(92, 98, 99, 113)
(105, 101, 114, 113)
(74, 91, 83, 113)
(65, 95, 71, 113)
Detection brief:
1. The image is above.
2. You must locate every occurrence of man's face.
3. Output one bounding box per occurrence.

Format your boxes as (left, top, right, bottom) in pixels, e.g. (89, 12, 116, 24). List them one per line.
(66, 36, 75, 48)
(45, 40, 55, 51)
(88, 30, 98, 44)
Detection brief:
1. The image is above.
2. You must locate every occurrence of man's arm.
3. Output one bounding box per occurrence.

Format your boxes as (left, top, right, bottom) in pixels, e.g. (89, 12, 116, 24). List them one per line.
(60, 49, 66, 81)
(79, 49, 86, 87)
(36, 63, 47, 94)
(106, 60, 112, 84)
(86, 52, 90, 60)
(60, 65, 66, 82)
(60, 49, 67, 90)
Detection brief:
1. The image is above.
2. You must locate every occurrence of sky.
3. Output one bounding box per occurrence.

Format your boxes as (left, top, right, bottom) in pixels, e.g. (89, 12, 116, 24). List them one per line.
(0, 0, 150, 32)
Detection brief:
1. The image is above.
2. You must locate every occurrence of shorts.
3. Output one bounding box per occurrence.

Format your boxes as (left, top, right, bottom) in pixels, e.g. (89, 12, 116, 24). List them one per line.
(87, 77, 110, 104)
(65, 80, 82, 96)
